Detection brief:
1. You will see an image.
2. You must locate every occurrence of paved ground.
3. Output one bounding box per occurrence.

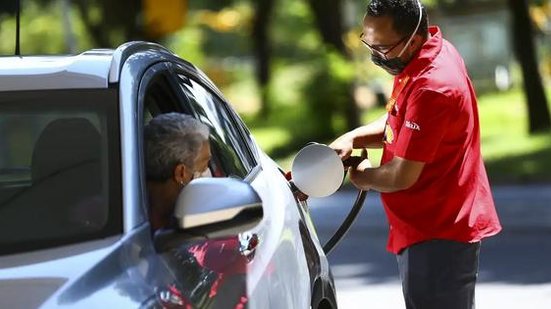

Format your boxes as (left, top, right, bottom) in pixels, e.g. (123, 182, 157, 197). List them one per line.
(308, 185, 551, 309)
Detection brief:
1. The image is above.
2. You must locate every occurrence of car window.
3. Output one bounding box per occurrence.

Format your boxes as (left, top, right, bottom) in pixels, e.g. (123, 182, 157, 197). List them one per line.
(224, 100, 261, 166)
(0, 89, 122, 255)
(177, 76, 255, 178)
(139, 68, 217, 180)
(142, 73, 191, 122)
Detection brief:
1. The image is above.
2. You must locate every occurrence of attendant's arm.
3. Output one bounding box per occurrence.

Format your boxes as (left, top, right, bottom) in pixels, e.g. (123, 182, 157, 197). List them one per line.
(329, 114, 387, 159)
(349, 156, 424, 193)
(350, 113, 388, 149)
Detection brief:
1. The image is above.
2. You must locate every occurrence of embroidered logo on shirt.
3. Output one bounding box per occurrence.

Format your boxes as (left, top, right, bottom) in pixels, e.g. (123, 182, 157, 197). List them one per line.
(405, 120, 420, 131)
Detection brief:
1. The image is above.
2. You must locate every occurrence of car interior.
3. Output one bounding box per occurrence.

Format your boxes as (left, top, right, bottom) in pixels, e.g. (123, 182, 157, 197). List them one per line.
(0, 89, 121, 256)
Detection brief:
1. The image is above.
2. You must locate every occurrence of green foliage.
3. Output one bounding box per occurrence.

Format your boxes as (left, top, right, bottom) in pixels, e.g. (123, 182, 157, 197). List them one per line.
(166, 27, 206, 68)
(239, 57, 357, 159)
(271, 0, 321, 59)
(1, 0, 143, 48)
(477, 88, 551, 183)
(0, 1, 92, 55)
(68, 0, 142, 47)
(300, 49, 354, 139)
(233, 0, 360, 157)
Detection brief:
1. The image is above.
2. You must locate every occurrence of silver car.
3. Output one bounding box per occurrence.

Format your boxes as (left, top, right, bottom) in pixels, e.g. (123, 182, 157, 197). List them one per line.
(0, 42, 337, 308)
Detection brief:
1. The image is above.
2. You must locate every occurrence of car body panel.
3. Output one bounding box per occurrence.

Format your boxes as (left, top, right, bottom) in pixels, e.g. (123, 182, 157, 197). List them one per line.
(0, 235, 136, 308)
(0, 54, 112, 91)
(118, 51, 149, 233)
(108, 42, 189, 84)
(247, 153, 311, 308)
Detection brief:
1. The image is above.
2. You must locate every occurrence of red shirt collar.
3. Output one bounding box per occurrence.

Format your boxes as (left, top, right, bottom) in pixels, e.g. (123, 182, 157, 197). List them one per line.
(399, 26, 443, 78)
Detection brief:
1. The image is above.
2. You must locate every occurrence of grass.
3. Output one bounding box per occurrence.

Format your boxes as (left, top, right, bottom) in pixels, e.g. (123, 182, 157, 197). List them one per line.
(249, 87, 551, 184)
(477, 88, 551, 183)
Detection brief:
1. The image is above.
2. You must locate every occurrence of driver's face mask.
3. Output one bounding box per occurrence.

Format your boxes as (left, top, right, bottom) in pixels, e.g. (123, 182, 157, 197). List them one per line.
(191, 167, 211, 180)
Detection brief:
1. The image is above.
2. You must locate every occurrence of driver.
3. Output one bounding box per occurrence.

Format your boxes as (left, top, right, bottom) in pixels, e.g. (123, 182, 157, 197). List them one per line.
(144, 113, 211, 231)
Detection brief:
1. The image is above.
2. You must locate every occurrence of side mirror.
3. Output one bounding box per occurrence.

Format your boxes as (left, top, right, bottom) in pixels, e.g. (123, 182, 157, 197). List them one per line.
(173, 177, 263, 237)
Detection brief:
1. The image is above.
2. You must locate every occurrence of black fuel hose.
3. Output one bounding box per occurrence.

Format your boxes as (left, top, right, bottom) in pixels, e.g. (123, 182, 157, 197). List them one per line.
(323, 189, 367, 255)
(323, 155, 368, 255)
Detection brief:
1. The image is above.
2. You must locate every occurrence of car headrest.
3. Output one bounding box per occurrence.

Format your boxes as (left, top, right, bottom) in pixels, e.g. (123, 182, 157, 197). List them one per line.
(31, 118, 101, 183)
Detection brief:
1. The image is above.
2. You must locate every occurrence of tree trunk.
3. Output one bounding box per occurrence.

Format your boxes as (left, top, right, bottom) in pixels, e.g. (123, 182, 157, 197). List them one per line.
(74, 0, 112, 47)
(306, 0, 347, 55)
(122, 1, 143, 42)
(306, 0, 361, 131)
(508, 0, 551, 134)
(74, 0, 143, 48)
(252, 0, 276, 119)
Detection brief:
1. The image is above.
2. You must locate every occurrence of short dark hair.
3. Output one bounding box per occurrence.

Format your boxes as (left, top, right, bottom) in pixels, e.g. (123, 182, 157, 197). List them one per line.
(366, 0, 429, 39)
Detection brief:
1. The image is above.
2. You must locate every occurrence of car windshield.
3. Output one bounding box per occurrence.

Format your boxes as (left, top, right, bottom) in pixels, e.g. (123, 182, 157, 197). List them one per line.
(0, 89, 122, 255)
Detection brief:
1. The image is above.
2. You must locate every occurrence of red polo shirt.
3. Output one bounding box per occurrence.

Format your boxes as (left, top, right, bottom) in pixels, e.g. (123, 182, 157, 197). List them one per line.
(380, 26, 502, 254)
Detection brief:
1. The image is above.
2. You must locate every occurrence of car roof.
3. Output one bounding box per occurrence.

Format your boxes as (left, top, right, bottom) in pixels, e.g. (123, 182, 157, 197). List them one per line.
(0, 51, 114, 91)
(0, 42, 178, 92)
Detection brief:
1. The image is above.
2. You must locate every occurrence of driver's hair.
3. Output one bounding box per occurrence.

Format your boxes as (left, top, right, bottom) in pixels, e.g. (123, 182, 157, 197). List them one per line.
(144, 113, 209, 182)
(366, 0, 429, 39)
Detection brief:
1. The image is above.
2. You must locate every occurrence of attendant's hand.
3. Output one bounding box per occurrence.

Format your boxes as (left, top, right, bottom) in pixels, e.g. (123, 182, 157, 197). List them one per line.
(348, 149, 371, 191)
(329, 134, 354, 161)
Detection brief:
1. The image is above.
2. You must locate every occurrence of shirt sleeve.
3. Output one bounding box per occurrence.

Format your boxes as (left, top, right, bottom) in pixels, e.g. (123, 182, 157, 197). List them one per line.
(394, 88, 455, 163)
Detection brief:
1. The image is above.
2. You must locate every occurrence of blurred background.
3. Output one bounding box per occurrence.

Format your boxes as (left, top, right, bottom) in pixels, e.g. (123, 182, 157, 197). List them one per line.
(0, 0, 550, 182)
(1, 0, 550, 307)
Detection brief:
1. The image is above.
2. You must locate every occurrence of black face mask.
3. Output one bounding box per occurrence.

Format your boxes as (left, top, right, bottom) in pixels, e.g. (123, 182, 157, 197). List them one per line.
(371, 53, 409, 75)
(369, 0, 423, 76)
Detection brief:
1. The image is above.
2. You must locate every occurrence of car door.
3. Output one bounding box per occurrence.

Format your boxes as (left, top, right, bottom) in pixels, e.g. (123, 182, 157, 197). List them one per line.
(173, 69, 312, 308)
(137, 63, 256, 308)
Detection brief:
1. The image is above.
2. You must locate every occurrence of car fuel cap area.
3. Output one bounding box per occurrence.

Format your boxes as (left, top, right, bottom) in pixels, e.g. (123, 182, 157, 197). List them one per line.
(291, 143, 345, 198)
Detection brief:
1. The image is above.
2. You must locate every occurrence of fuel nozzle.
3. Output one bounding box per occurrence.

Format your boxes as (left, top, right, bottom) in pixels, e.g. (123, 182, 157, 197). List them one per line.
(342, 156, 363, 168)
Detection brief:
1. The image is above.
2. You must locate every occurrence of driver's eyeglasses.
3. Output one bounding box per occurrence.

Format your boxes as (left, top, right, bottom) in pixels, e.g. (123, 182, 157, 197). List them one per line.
(359, 32, 409, 59)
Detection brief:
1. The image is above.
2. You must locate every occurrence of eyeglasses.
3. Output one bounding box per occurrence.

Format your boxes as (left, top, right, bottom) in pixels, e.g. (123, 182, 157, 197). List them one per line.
(359, 32, 410, 60)
(360, 1, 424, 61)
